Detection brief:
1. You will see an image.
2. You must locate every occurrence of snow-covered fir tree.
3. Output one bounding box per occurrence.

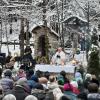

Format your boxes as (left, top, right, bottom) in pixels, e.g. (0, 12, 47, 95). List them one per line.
(88, 28, 100, 78)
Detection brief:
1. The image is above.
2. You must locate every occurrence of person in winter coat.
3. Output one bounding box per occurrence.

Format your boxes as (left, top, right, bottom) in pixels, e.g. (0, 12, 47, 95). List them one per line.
(0, 85, 4, 100)
(7, 78, 29, 100)
(27, 74, 45, 90)
(87, 83, 100, 100)
(48, 75, 59, 90)
(0, 69, 14, 94)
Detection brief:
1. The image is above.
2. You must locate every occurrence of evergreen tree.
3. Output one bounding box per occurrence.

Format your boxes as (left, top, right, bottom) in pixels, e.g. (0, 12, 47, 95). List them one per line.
(88, 31, 100, 78)
(91, 28, 98, 46)
(45, 34, 50, 64)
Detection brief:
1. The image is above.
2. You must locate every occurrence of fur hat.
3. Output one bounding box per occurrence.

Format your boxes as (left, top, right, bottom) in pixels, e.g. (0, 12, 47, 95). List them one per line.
(3, 94, 16, 100)
(85, 73, 92, 80)
(25, 95, 37, 100)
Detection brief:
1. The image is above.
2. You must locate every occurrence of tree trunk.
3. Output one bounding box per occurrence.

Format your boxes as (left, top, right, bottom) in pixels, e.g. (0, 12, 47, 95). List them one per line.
(26, 19, 30, 46)
(20, 18, 25, 56)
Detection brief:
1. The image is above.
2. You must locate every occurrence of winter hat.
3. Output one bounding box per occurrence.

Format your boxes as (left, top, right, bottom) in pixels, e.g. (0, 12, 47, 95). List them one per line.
(85, 73, 92, 80)
(4, 69, 12, 77)
(30, 75, 39, 82)
(3, 94, 16, 100)
(16, 78, 31, 93)
(60, 71, 66, 77)
(75, 72, 83, 83)
(75, 72, 82, 78)
(25, 95, 38, 100)
(16, 77, 27, 86)
(60, 95, 70, 100)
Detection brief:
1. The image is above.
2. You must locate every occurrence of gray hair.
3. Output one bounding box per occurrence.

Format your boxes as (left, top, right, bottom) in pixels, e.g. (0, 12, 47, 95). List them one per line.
(3, 94, 16, 100)
(24, 95, 38, 100)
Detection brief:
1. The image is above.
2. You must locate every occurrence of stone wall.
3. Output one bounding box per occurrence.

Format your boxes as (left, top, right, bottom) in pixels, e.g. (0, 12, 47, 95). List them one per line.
(33, 27, 59, 58)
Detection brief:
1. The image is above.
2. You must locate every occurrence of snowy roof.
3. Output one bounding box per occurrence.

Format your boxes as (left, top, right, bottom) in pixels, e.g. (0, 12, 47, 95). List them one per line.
(2, 0, 9, 5)
(31, 25, 59, 37)
(63, 15, 87, 23)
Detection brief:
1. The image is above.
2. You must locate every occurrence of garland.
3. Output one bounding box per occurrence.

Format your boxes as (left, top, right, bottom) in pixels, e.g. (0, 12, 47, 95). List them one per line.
(36, 34, 50, 64)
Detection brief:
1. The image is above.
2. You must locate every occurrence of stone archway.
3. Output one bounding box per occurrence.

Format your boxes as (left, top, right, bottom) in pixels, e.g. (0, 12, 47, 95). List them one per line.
(38, 35, 46, 56)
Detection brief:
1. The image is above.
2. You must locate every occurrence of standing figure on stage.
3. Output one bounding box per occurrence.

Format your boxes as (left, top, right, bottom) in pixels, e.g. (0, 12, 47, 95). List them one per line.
(23, 45, 36, 67)
(5, 52, 12, 64)
(51, 47, 66, 65)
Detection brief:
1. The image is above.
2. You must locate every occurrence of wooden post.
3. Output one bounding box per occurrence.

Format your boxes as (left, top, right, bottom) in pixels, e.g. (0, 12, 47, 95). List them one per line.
(5, 13, 9, 54)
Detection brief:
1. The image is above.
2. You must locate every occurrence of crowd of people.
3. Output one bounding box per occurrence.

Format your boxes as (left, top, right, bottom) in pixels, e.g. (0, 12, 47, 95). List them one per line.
(0, 62, 99, 100)
(0, 46, 99, 100)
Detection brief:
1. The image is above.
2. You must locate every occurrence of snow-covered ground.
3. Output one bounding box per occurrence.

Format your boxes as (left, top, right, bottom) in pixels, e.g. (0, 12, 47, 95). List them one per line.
(1, 44, 34, 57)
(1, 45, 20, 56)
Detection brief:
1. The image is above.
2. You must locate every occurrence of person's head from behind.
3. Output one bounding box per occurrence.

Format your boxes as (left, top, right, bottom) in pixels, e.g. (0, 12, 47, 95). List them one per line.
(85, 73, 92, 80)
(60, 95, 70, 100)
(88, 83, 99, 93)
(3, 94, 16, 100)
(4, 69, 12, 78)
(44, 71, 50, 80)
(27, 69, 34, 79)
(18, 64, 26, 74)
(24, 95, 37, 100)
(35, 70, 43, 78)
(60, 71, 66, 78)
(49, 75, 56, 83)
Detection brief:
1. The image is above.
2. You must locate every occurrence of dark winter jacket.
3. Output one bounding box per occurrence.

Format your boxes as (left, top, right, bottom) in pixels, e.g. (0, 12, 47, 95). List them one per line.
(8, 85, 28, 100)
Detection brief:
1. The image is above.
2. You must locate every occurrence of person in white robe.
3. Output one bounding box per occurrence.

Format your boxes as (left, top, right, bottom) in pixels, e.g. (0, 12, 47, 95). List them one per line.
(51, 47, 66, 65)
